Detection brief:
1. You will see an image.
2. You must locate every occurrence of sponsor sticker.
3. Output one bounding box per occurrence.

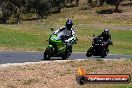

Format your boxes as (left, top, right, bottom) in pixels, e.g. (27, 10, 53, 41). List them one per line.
(76, 68, 131, 85)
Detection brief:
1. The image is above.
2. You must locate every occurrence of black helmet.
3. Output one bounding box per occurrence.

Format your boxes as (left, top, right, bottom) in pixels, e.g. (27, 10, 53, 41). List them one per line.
(104, 28, 109, 34)
(66, 20, 73, 29)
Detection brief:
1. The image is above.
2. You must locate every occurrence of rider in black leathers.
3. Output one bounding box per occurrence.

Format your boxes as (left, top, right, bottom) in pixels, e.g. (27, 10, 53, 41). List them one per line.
(98, 28, 113, 51)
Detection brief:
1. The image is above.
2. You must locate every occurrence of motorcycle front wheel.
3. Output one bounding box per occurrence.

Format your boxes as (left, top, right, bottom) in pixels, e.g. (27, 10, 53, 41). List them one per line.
(43, 47, 52, 60)
(86, 47, 92, 57)
(101, 51, 107, 58)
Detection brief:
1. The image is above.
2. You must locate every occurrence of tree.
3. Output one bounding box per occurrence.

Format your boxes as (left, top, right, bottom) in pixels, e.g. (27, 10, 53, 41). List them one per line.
(76, 0, 79, 6)
(96, 0, 106, 6)
(1, 1, 16, 23)
(106, 0, 122, 12)
(35, 0, 50, 19)
(9, 0, 28, 23)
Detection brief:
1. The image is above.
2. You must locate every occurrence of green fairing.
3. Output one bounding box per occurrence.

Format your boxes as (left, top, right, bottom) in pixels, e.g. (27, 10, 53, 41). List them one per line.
(49, 34, 66, 52)
(44, 31, 77, 60)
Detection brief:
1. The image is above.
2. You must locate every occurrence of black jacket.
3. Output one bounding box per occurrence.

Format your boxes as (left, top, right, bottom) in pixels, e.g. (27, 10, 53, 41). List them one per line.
(98, 32, 111, 42)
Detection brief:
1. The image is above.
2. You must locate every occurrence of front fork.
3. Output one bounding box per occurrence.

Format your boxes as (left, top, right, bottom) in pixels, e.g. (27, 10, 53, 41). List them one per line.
(48, 45, 55, 55)
(48, 44, 65, 55)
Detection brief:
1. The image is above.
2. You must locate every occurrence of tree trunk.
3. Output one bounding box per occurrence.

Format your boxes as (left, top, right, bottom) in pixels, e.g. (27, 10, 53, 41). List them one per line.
(115, 3, 119, 12)
(87, 0, 92, 7)
(76, 0, 79, 6)
(115, 0, 121, 12)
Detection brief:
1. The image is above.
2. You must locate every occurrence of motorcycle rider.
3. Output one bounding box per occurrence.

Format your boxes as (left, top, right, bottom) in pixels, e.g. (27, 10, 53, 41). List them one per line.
(98, 28, 113, 51)
(53, 19, 76, 55)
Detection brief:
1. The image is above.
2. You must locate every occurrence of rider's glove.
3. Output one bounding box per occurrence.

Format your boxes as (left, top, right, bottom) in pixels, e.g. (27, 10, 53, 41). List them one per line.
(65, 40, 69, 43)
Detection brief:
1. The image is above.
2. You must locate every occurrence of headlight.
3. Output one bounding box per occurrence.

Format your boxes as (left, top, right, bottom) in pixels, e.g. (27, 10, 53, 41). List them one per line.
(51, 37, 58, 40)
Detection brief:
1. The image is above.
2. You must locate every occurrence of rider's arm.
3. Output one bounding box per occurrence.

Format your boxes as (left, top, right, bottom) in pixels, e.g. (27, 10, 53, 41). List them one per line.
(98, 33, 103, 37)
(53, 26, 65, 34)
(66, 28, 76, 42)
(109, 34, 111, 40)
(54, 29, 60, 34)
(71, 27, 75, 37)
(108, 34, 113, 44)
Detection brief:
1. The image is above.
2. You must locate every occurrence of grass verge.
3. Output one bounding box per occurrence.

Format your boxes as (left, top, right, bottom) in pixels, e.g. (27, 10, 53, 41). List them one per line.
(0, 26, 132, 54)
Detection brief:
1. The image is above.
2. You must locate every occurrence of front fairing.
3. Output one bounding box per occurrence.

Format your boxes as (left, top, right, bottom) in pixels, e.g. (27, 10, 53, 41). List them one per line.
(92, 37, 106, 50)
(49, 34, 62, 43)
(49, 34, 66, 51)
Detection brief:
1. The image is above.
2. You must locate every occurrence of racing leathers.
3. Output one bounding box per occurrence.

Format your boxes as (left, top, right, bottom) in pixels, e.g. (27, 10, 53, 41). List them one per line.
(54, 26, 76, 54)
(98, 32, 112, 51)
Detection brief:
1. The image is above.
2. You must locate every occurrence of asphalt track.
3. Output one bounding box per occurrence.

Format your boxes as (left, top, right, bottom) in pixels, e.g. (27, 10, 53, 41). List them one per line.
(0, 51, 132, 64)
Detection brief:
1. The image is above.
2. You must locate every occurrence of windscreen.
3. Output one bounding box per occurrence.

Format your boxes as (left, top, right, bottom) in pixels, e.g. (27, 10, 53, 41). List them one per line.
(57, 31, 66, 39)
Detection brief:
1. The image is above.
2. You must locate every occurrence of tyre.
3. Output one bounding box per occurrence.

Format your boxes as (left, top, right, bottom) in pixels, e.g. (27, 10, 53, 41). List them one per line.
(61, 46, 72, 60)
(101, 52, 106, 58)
(101, 54, 106, 58)
(43, 47, 52, 60)
(86, 47, 92, 57)
(61, 54, 68, 60)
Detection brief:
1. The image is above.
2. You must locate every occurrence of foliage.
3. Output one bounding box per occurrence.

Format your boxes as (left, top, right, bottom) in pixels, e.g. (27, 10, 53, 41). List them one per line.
(0, 0, 77, 24)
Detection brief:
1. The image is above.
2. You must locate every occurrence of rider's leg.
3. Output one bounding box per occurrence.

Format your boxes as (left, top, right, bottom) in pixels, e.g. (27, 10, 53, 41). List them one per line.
(66, 42, 72, 55)
(105, 43, 109, 52)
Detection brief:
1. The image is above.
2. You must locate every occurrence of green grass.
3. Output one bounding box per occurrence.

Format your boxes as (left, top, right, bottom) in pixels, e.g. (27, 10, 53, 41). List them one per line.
(0, 25, 132, 55)
(0, 26, 47, 51)
(110, 30, 132, 54)
(0, 3, 132, 55)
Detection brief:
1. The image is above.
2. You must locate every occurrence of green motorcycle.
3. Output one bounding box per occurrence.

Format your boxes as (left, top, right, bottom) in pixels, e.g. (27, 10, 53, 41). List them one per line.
(43, 28, 77, 60)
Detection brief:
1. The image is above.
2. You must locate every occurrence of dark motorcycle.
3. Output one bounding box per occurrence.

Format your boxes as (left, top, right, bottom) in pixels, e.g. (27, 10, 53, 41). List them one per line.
(86, 35, 113, 58)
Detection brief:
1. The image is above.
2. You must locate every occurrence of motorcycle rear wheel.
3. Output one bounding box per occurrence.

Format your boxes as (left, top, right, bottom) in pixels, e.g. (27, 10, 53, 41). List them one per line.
(61, 54, 68, 60)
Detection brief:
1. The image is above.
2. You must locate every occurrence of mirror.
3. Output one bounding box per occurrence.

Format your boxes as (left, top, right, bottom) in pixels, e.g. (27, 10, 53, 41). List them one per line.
(50, 28, 54, 31)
